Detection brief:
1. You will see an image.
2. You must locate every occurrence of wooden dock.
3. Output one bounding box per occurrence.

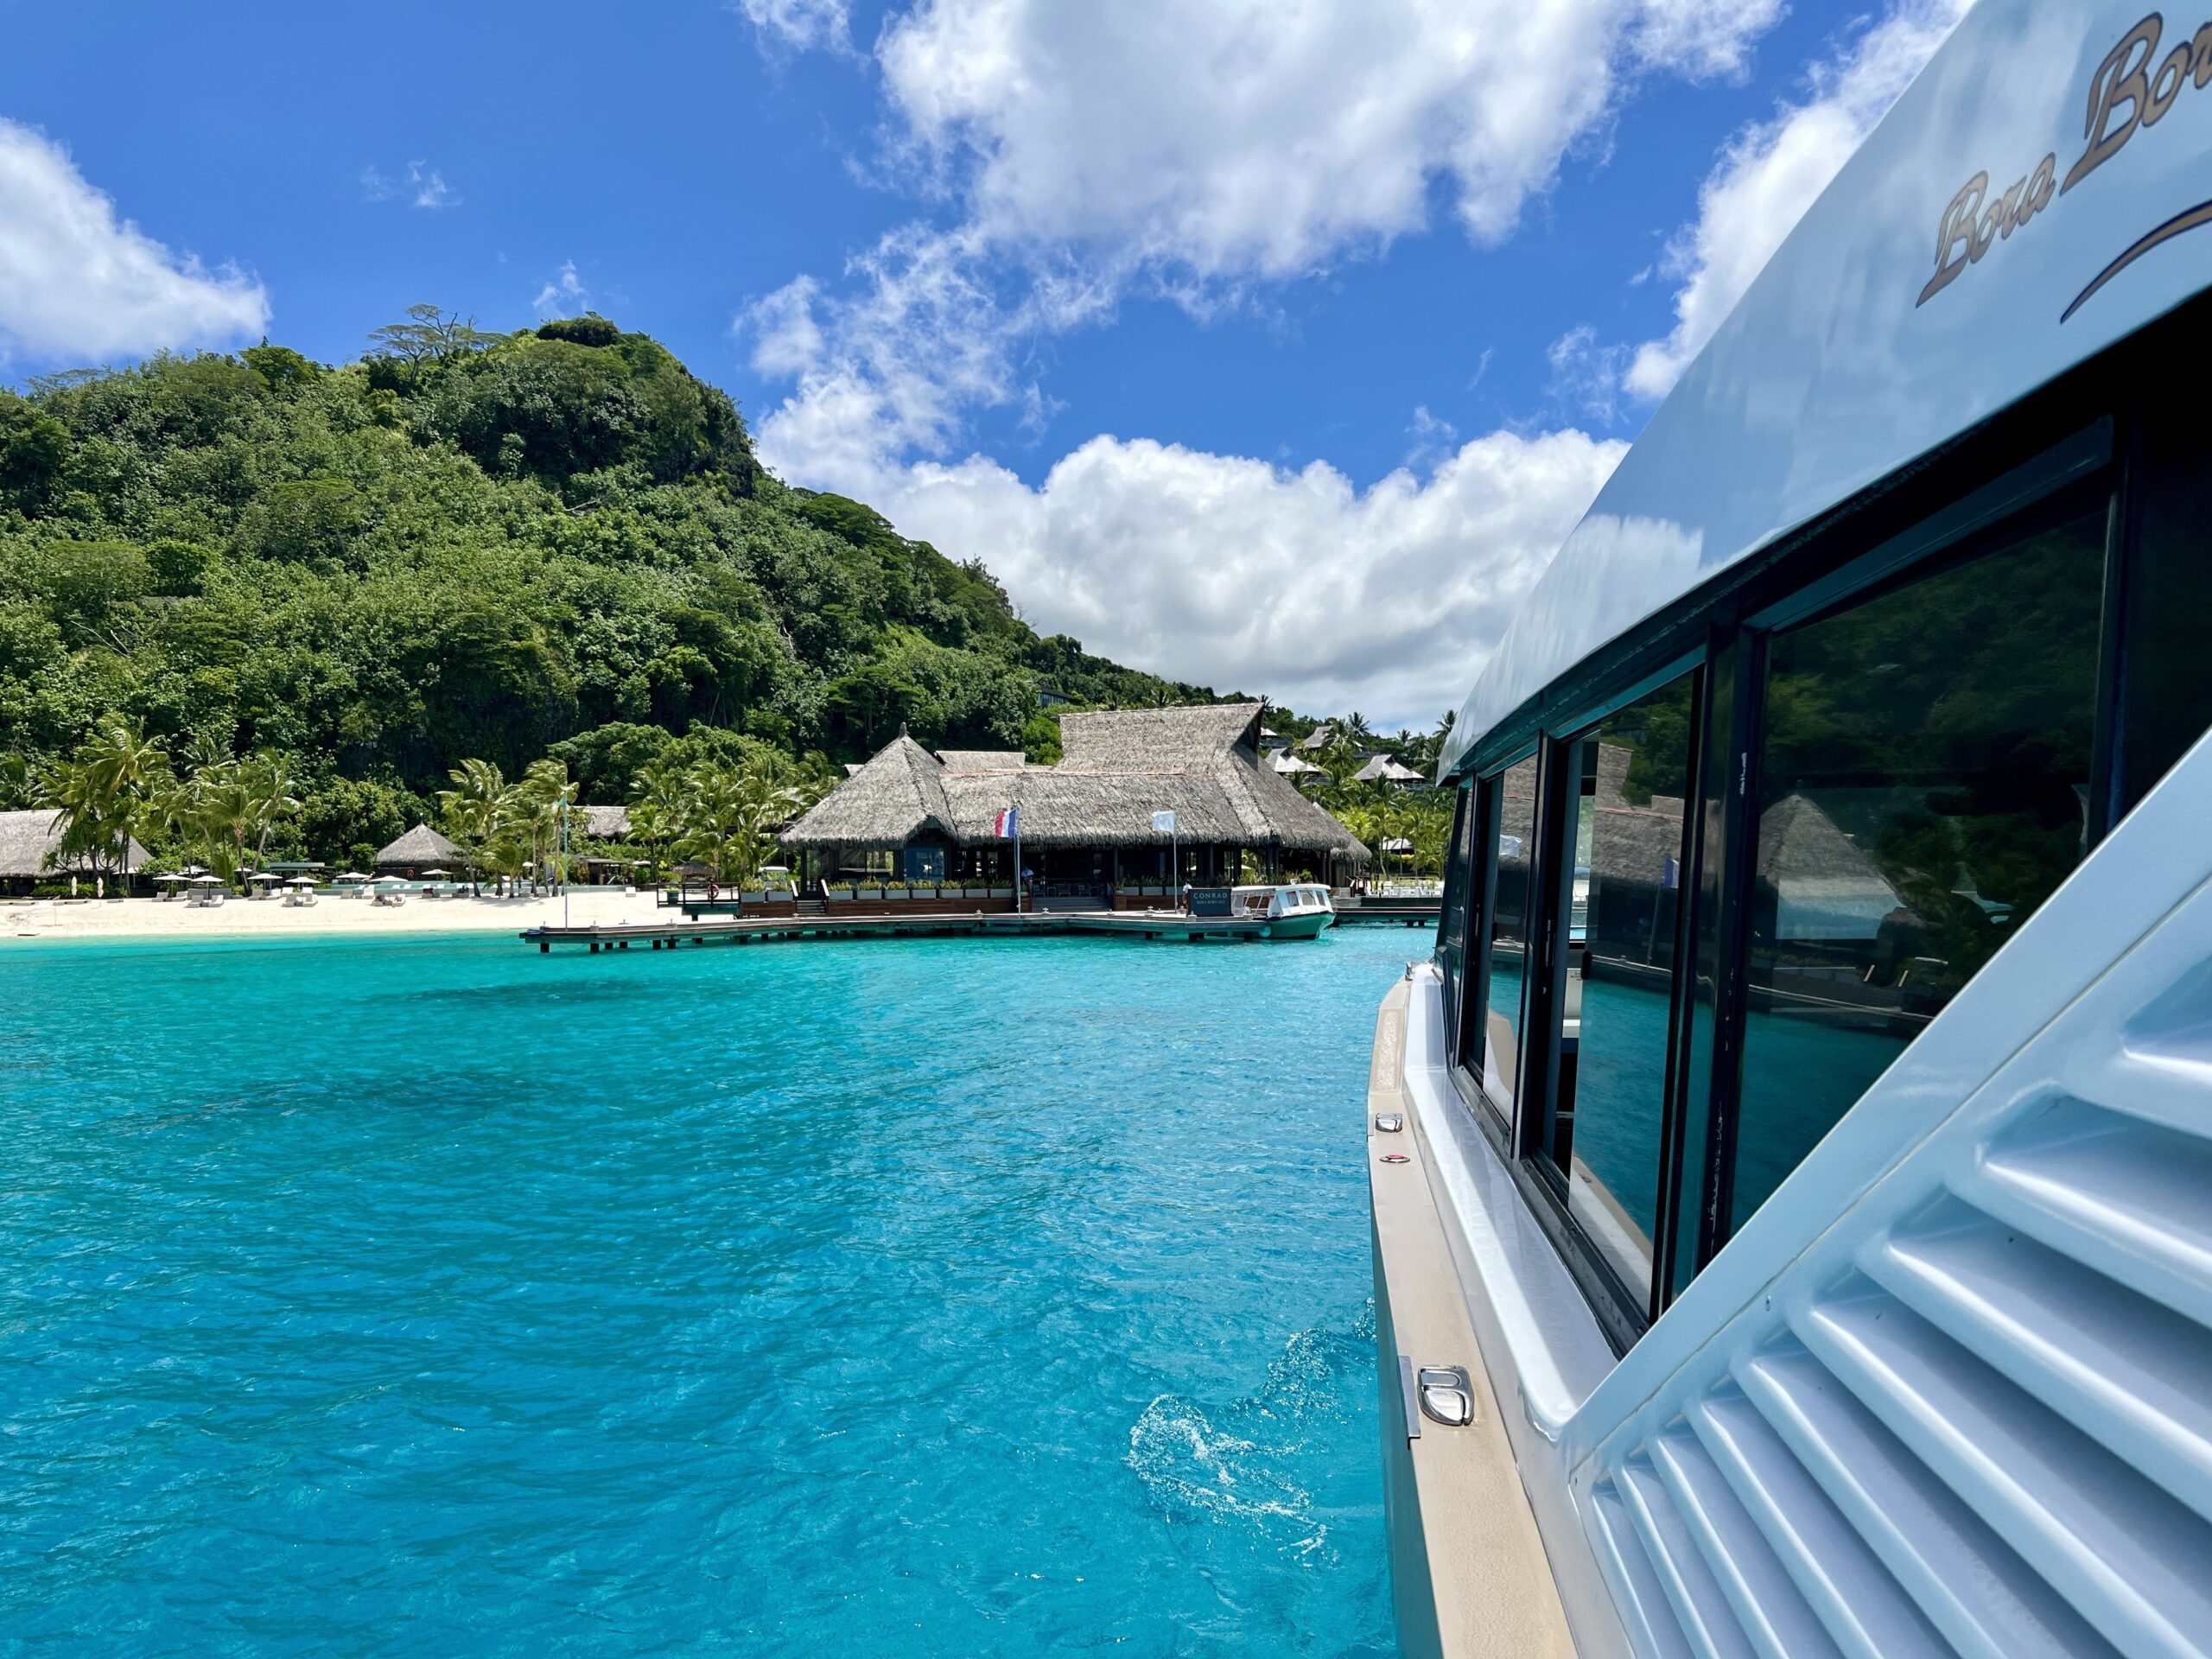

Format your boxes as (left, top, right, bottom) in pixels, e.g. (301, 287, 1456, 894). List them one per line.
(524, 907, 1289, 952)
(1334, 900, 1441, 926)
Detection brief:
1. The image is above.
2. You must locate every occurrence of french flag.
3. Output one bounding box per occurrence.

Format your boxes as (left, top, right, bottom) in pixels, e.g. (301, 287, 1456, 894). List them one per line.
(993, 806, 1019, 838)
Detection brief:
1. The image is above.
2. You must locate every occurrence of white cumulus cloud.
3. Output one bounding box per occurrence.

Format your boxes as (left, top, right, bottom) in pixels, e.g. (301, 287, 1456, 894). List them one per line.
(0, 118, 269, 365)
(1625, 0, 1972, 399)
(875, 0, 1786, 284)
(757, 396, 1623, 722)
(735, 0, 1800, 719)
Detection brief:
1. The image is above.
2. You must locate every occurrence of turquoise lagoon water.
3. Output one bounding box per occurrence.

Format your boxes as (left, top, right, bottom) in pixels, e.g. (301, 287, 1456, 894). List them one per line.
(0, 925, 1423, 1656)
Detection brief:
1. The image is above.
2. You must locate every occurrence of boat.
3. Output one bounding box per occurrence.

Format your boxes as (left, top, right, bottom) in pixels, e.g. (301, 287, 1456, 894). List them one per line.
(1232, 882, 1336, 939)
(1365, 2, 2212, 1651)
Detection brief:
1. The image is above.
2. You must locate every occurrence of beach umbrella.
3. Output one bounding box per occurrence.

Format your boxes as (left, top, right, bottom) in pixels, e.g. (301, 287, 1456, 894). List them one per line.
(154, 873, 186, 884)
(189, 874, 224, 885)
(419, 868, 452, 877)
(246, 871, 280, 883)
(335, 871, 372, 881)
(286, 876, 315, 887)
(182, 865, 207, 876)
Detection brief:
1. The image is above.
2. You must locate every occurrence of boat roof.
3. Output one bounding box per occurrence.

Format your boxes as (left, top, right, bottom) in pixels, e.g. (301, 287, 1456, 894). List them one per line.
(1441, 0, 2212, 776)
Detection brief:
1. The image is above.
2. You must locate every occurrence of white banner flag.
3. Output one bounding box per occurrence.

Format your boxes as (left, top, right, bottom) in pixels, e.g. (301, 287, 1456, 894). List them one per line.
(1151, 810, 1176, 834)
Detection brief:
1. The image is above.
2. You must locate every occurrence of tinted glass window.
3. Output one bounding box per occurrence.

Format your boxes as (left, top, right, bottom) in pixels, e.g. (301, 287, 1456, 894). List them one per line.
(1478, 755, 1540, 1120)
(1732, 509, 2106, 1229)
(2123, 406, 2212, 810)
(1538, 677, 1696, 1300)
(1438, 785, 1477, 1063)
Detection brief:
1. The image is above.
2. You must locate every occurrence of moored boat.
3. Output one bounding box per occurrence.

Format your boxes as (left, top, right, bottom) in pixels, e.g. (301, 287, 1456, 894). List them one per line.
(1367, 3, 2212, 1650)
(1233, 882, 1336, 939)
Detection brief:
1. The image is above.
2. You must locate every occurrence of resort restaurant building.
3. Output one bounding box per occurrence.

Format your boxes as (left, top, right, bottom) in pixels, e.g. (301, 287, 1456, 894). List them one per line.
(779, 702, 1369, 901)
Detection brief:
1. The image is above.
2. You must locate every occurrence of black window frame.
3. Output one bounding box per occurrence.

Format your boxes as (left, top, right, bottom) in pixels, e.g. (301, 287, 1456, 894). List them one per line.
(1455, 743, 1541, 1135)
(1430, 304, 2190, 1339)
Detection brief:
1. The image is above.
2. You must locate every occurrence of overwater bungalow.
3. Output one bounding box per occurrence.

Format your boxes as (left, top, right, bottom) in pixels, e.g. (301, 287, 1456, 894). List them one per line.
(780, 702, 1368, 902)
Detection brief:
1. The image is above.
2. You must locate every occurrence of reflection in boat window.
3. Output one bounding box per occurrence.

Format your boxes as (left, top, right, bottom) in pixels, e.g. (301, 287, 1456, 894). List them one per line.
(1732, 509, 2106, 1229)
(2123, 396, 2212, 812)
(1539, 676, 1695, 1304)
(1439, 786, 1478, 1064)
(1480, 756, 1540, 1122)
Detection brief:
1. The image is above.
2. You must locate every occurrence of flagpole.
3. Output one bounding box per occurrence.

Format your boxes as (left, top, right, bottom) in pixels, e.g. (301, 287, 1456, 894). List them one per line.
(1014, 817, 1022, 915)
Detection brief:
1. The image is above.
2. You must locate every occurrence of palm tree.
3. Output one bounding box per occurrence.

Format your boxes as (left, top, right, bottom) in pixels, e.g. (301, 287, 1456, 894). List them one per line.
(515, 758, 576, 893)
(242, 752, 302, 870)
(437, 758, 512, 895)
(627, 758, 689, 881)
(42, 715, 172, 884)
(182, 760, 255, 880)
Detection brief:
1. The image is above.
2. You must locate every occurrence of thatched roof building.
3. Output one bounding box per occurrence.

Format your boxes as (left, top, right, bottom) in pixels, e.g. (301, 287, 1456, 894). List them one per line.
(576, 804, 630, 838)
(1354, 754, 1426, 785)
(782, 704, 1368, 870)
(375, 823, 465, 869)
(0, 810, 150, 890)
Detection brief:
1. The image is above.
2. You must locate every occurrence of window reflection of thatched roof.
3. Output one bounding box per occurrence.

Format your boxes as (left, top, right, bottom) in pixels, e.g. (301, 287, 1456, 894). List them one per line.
(1755, 792, 1907, 940)
(1587, 743, 1683, 888)
(781, 703, 1367, 856)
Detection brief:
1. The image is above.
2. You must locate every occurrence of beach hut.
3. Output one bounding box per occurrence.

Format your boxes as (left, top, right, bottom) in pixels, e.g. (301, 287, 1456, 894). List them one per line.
(374, 823, 466, 879)
(0, 810, 152, 895)
(781, 703, 1369, 902)
(1352, 754, 1427, 788)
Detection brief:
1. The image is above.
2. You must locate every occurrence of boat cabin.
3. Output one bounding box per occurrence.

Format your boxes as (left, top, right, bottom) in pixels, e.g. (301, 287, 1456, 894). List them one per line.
(1370, 3, 2212, 1651)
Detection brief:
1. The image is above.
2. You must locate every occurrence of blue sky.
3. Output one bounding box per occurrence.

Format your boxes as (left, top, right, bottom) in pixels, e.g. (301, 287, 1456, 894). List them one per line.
(0, 0, 1967, 722)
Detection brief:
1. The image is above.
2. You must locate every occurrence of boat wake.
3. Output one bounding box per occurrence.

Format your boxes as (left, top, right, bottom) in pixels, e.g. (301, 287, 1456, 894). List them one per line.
(1123, 1306, 1375, 1562)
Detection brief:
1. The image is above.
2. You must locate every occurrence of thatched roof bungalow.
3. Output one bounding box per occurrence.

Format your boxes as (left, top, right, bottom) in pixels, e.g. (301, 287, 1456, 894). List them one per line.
(375, 823, 465, 874)
(0, 810, 150, 893)
(782, 703, 1368, 891)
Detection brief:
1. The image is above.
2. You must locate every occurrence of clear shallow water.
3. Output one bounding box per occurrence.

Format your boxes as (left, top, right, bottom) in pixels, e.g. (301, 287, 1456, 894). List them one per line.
(0, 925, 1421, 1656)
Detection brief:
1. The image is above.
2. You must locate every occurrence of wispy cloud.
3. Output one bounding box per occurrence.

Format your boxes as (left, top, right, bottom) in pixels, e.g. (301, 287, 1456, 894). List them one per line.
(360, 160, 461, 210)
(733, 0, 851, 55)
(532, 259, 589, 317)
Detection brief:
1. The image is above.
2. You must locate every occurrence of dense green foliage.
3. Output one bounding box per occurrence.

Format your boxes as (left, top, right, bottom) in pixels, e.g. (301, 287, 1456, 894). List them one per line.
(0, 309, 1216, 867)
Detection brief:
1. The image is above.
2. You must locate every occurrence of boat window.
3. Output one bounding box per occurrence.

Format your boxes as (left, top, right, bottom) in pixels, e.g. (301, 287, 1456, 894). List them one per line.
(1731, 506, 2107, 1230)
(1478, 755, 1540, 1122)
(1438, 785, 1476, 1059)
(2120, 397, 2212, 814)
(1535, 675, 1696, 1304)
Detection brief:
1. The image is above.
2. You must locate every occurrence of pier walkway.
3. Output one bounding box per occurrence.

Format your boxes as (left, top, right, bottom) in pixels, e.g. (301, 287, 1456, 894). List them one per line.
(525, 907, 1300, 952)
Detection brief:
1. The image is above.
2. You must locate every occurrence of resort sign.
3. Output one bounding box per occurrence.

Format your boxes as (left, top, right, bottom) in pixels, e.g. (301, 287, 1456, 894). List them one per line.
(1920, 10, 2211, 317)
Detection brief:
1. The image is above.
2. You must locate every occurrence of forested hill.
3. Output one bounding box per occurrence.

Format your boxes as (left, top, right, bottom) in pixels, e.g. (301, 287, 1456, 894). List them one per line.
(0, 308, 1219, 860)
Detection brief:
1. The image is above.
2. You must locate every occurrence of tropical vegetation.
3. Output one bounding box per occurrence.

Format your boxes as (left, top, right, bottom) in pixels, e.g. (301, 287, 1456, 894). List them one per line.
(0, 308, 1222, 874)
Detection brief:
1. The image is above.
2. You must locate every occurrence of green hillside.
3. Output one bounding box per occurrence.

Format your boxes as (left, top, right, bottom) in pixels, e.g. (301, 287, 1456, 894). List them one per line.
(0, 308, 1219, 867)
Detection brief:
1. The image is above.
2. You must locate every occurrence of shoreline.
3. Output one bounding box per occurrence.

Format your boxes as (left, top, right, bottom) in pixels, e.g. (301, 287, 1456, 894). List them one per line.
(2, 888, 659, 944)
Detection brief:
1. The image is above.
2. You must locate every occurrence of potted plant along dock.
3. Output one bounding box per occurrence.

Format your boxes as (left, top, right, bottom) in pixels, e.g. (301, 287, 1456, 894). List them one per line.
(825, 882, 854, 904)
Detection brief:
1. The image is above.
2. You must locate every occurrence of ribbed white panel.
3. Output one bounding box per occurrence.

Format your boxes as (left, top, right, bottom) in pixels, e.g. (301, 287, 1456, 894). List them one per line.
(1571, 763, 2212, 1656)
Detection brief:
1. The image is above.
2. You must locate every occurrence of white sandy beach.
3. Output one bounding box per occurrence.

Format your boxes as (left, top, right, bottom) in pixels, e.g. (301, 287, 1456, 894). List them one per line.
(2, 887, 659, 944)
